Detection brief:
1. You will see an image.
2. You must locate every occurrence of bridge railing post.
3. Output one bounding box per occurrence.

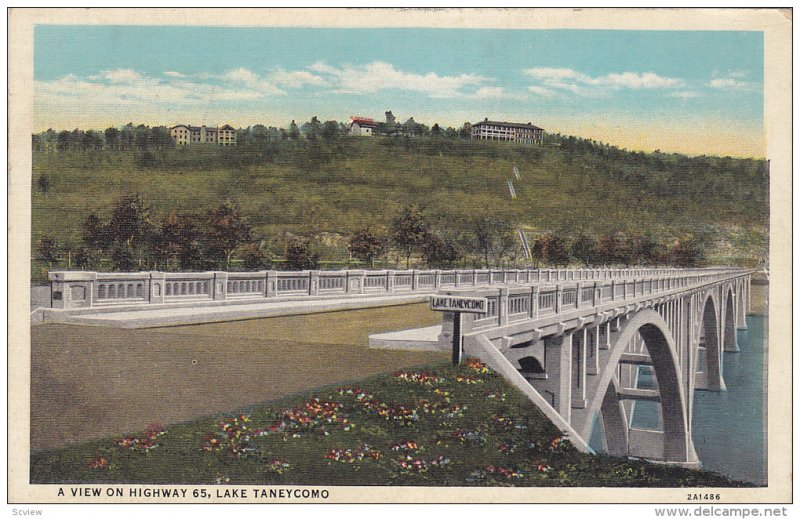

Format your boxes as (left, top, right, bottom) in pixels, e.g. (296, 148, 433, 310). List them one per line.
(593, 281, 599, 306)
(212, 271, 228, 300)
(576, 281, 583, 307)
(309, 271, 319, 296)
(265, 270, 277, 297)
(610, 280, 616, 301)
(148, 271, 165, 304)
(555, 283, 563, 314)
(385, 270, 395, 293)
(499, 287, 509, 326)
(530, 286, 539, 319)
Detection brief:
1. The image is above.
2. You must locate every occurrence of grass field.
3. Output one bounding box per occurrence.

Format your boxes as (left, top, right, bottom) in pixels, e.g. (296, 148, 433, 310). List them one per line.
(30, 356, 749, 487)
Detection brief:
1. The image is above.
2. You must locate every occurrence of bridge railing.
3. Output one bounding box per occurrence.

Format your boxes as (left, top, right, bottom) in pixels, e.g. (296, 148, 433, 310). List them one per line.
(444, 269, 751, 332)
(46, 267, 741, 310)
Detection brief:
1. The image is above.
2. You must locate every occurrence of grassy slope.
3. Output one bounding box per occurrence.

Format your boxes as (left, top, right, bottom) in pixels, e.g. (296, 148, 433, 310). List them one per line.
(30, 359, 749, 487)
(31, 138, 768, 269)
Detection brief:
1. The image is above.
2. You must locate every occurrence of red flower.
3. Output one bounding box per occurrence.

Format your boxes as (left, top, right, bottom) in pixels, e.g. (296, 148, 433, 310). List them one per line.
(89, 456, 109, 469)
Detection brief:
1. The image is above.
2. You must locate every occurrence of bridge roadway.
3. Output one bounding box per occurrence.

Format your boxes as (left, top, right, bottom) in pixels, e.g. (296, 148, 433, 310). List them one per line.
(434, 267, 753, 467)
(37, 267, 700, 328)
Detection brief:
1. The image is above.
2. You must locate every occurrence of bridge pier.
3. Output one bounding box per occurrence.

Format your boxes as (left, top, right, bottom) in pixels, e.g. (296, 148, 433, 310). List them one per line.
(544, 333, 574, 423)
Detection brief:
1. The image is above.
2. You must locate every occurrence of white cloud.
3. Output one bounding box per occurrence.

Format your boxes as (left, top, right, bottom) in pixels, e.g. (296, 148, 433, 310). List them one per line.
(89, 69, 143, 83)
(164, 71, 185, 78)
(708, 78, 758, 91)
(597, 72, 682, 89)
(306, 60, 488, 99)
(469, 86, 524, 100)
(526, 67, 582, 80)
(270, 69, 326, 87)
(525, 67, 684, 97)
(668, 91, 700, 99)
(223, 67, 260, 83)
(35, 68, 280, 110)
(707, 70, 760, 92)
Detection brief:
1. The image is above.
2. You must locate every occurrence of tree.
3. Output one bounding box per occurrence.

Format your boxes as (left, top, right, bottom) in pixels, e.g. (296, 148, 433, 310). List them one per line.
(667, 236, 705, 267)
(596, 231, 630, 266)
(540, 232, 570, 267)
(36, 175, 50, 194)
(106, 193, 153, 269)
(239, 243, 271, 270)
(571, 233, 598, 267)
(421, 232, 463, 268)
(391, 205, 428, 269)
(152, 213, 204, 270)
(202, 200, 252, 270)
(288, 120, 300, 140)
(285, 239, 319, 270)
(531, 238, 544, 268)
(628, 233, 663, 266)
(301, 116, 322, 141)
(69, 245, 98, 270)
(104, 127, 120, 150)
(56, 130, 71, 152)
(472, 214, 516, 268)
(348, 228, 388, 268)
(35, 236, 60, 268)
(321, 120, 342, 142)
(81, 211, 108, 252)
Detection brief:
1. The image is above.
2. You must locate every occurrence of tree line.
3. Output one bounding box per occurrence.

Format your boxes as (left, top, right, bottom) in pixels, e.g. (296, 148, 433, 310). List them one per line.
(35, 195, 704, 275)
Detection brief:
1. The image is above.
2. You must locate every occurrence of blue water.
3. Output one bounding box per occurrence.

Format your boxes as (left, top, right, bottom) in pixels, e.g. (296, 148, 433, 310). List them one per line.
(589, 315, 767, 485)
(691, 315, 767, 485)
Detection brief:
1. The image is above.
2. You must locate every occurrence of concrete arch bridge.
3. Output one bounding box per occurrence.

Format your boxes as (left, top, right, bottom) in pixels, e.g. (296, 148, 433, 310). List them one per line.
(436, 268, 753, 467)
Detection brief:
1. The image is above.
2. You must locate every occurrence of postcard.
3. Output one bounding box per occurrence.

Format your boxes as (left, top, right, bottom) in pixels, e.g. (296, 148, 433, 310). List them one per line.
(7, 7, 792, 508)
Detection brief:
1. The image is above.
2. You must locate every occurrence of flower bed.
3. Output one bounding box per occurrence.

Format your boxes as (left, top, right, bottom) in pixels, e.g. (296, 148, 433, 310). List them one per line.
(31, 359, 752, 487)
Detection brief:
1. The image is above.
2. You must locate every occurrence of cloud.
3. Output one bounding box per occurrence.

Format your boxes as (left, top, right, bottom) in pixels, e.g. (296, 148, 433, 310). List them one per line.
(668, 91, 700, 99)
(164, 71, 185, 78)
(35, 67, 281, 110)
(707, 71, 760, 92)
(708, 78, 758, 91)
(469, 86, 524, 100)
(525, 67, 684, 97)
(306, 60, 488, 99)
(89, 69, 143, 83)
(269, 69, 327, 87)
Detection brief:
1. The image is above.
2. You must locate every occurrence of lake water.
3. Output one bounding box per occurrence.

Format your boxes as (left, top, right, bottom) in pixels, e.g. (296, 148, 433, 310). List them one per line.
(690, 314, 767, 485)
(590, 314, 767, 485)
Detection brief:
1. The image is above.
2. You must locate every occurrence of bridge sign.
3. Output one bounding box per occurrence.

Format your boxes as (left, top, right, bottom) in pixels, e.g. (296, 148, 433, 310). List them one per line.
(430, 295, 489, 366)
(430, 295, 488, 313)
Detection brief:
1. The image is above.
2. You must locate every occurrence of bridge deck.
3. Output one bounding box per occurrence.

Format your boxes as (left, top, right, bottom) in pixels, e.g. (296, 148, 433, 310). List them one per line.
(36, 293, 429, 328)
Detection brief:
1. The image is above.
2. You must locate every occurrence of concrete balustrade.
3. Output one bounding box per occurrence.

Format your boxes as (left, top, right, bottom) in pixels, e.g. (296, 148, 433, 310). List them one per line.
(47, 267, 737, 310)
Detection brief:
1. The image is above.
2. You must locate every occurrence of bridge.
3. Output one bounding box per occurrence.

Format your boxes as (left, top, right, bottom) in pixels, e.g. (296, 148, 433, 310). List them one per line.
(432, 267, 753, 467)
(37, 266, 755, 467)
(36, 267, 712, 328)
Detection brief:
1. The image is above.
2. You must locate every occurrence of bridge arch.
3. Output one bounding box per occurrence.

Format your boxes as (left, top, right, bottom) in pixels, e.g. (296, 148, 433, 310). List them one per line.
(582, 309, 697, 464)
(723, 286, 740, 352)
(698, 293, 725, 391)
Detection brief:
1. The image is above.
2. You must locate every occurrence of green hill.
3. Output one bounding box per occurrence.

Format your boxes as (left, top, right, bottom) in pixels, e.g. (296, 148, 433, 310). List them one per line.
(31, 134, 768, 275)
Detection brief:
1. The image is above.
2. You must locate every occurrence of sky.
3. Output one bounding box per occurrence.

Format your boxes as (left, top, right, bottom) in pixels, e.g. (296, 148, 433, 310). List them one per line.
(33, 25, 765, 157)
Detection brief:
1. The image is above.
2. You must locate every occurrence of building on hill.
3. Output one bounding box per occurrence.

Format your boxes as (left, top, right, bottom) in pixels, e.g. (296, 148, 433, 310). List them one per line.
(349, 117, 378, 137)
(471, 118, 544, 144)
(170, 124, 238, 146)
